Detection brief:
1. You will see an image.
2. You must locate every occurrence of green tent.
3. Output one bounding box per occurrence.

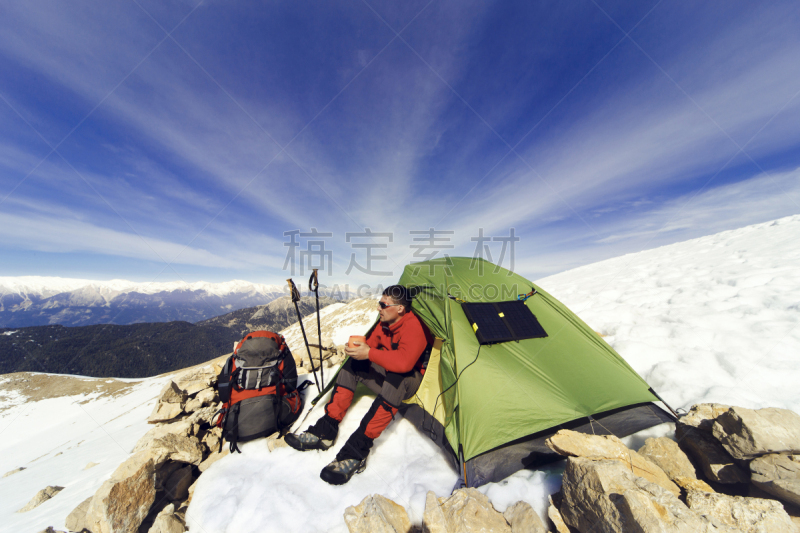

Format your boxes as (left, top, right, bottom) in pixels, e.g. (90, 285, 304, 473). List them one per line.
(390, 257, 674, 487)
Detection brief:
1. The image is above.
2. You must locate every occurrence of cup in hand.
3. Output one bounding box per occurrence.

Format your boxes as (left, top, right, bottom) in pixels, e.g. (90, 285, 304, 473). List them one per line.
(348, 335, 367, 348)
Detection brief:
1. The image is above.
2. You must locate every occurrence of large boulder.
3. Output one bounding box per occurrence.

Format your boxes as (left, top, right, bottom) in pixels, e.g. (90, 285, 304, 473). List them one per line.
(559, 457, 725, 532)
(750, 453, 800, 507)
(676, 424, 750, 484)
(65, 496, 92, 532)
(503, 501, 546, 533)
(17, 485, 64, 512)
(343, 494, 411, 533)
(85, 453, 157, 533)
(713, 407, 800, 460)
(546, 429, 680, 496)
(686, 490, 798, 533)
(638, 437, 697, 481)
(433, 488, 512, 533)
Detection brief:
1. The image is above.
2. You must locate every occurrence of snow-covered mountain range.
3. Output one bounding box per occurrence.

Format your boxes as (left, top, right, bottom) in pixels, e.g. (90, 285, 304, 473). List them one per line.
(0, 278, 348, 328)
(1, 215, 799, 532)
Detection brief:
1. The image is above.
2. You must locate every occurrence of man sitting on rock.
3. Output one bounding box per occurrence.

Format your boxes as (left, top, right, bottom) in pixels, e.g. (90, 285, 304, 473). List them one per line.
(286, 285, 433, 485)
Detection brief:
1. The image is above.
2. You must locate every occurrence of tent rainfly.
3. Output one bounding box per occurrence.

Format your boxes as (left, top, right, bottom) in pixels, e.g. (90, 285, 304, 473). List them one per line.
(317, 257, 675, 487)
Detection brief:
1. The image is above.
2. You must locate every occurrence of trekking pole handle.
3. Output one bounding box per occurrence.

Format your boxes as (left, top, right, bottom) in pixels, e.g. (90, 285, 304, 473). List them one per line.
(309, 269, 319, 293)
(287, 278, 301, 303)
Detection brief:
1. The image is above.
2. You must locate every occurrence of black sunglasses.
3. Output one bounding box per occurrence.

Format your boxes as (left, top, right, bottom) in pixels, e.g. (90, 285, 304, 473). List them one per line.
(378, 301, 401, 309)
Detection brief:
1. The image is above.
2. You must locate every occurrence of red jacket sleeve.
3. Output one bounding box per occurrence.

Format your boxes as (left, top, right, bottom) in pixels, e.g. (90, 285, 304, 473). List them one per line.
(368, 319, 428, 373)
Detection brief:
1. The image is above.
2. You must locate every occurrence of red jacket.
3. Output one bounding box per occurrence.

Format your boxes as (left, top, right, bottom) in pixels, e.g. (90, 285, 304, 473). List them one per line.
(366, 310, 433, 374)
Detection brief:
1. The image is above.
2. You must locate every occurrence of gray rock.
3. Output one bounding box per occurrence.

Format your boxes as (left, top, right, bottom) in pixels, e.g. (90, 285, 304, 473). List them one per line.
(686, 490, 798, 532)
(503, 501, 546, 533)
(713, 407, 800, 460)
(343, 494, 412, 533)
(65, 496, 92, 532)
(560, 457, 725, 533)
(750, 453, 800, 507)
(164, 465, 193, 502)
(638, 436, 697, 481)
(17, 485, 64, 513)
(676, 424, 750, 484)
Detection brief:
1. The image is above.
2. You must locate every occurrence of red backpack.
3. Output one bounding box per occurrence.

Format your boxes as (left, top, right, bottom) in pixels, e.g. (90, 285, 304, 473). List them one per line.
(215, 331, 304, 452)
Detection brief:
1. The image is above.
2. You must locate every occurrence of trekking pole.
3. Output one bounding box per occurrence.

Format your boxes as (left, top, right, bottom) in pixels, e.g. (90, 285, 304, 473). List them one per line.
(309, 269, 324, 388)
(287, 278, 321, 393)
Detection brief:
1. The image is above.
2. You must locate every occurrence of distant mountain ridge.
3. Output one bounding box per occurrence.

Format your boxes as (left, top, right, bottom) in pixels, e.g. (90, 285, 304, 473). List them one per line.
(197, 295, 339, 339)
(0, 276, 349, 328)
(0, 296, 339, 378)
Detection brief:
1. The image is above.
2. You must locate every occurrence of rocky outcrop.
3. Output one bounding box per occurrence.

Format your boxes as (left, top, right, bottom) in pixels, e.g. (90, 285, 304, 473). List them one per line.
(676, 423, 750, 484)
(750, 453, 800, 507)
(343, 494, 412, 533)
(547, 495, 571, 533)
(713, 407, 800, 460)
(686, 490, 798, 532)
(638, 436, 697, 482)
(559, 457, 723, 532)
(17, 485, 64, 512)
(79, 362, 224, 533)
(546, 429, 680, 496)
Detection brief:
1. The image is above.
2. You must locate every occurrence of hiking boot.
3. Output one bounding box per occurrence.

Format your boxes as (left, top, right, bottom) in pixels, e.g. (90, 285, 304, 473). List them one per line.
(320, 457, 367, 485)
(285, 430, 335, 451)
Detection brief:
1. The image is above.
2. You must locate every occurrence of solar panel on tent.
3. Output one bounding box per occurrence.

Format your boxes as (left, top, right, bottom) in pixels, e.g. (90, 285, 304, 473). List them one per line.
(461, 300, 547, 345)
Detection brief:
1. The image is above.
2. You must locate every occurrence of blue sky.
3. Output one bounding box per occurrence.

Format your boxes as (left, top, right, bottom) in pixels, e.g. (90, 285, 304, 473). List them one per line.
(1, 0, 799, 290)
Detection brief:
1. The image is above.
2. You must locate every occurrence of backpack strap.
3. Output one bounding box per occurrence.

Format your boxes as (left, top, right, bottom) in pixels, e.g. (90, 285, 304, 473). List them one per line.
(217, 355, 234, 404)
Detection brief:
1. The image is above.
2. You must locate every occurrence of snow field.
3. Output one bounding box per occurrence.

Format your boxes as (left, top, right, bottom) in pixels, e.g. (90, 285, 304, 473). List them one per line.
(0, 376, 170, 533)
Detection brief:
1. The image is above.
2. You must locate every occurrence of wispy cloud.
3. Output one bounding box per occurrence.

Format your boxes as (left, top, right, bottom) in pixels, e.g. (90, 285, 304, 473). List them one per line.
(0, 1, 798, 284)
